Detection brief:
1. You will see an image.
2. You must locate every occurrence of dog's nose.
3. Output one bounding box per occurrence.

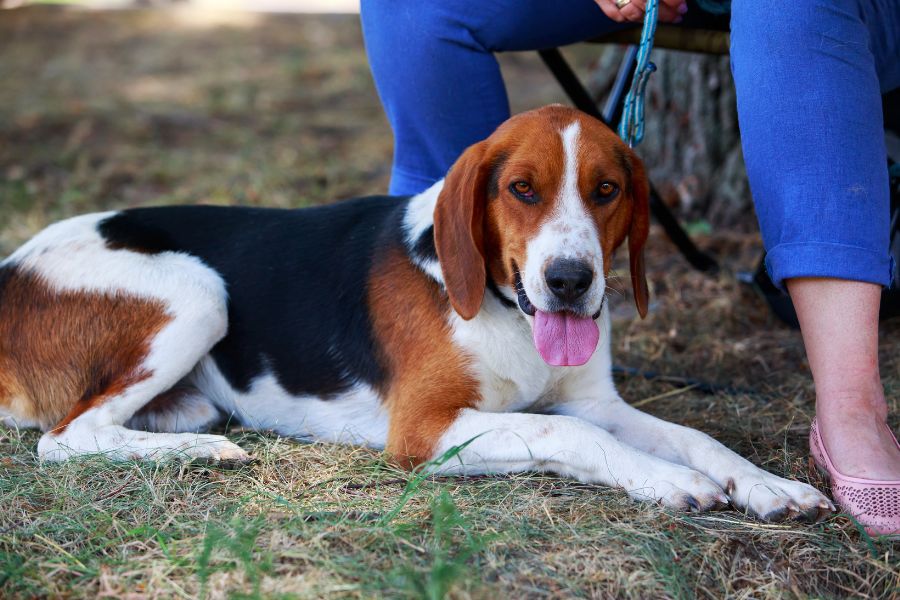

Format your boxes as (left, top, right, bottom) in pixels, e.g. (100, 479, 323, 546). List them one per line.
(545, 259, 594, 303)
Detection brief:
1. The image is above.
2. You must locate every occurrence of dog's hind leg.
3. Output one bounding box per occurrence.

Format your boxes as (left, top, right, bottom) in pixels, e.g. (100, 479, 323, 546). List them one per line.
(0, 214, 248, 462)
(33, 277, 247, 462)
(34, 264, 246, 462)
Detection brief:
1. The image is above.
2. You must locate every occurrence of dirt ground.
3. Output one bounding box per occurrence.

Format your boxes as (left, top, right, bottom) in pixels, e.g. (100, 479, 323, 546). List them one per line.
(0, 7, 898, 599)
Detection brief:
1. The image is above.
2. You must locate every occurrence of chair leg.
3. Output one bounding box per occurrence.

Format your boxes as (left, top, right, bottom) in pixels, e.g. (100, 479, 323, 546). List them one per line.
(538, 47, 718, 273)
(648, 188, 719, 272)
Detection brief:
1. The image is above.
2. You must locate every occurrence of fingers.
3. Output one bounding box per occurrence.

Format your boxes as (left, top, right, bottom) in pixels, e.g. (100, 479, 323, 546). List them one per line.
(619, 0, 647, 23)
(596, 0, 688, 25)
(595, 0, 626, 23)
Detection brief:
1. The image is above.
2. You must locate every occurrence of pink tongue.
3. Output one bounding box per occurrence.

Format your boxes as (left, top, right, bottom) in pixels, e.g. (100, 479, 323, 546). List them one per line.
(533, 310, 600, 367)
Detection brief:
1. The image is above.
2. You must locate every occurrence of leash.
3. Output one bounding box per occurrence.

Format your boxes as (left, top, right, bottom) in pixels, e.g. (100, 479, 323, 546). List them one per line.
(617, 0, 659, 148)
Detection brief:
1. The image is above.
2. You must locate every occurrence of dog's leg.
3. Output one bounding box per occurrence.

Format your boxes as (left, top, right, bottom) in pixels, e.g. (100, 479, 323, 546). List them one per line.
(556, 397, 833, 521)
(420, 408, 729, 511)
(37, 293, 247, 462)
(0, 221, 251, 463)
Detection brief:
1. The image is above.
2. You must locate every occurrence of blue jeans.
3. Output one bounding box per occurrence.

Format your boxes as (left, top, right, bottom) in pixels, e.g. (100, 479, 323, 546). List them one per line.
(361, 0, 900, 288)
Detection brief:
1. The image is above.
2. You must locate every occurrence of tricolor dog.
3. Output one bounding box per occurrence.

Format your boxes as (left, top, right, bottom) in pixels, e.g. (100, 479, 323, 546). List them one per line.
(0, 106, 832, 521)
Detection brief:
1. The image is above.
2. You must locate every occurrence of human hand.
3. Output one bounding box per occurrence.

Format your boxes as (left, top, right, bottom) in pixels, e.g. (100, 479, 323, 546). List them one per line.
(595, 0, 688, 24)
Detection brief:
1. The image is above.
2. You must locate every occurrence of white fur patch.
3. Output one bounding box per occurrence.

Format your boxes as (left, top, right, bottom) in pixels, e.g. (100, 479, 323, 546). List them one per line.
(125, 388, 221, 434)
(403, 179, 444, 283)
(431, 407, 729, 510)
(553, 394, 834, 518)
(6, 212, 226, 309)
(190, 357, 389, 448)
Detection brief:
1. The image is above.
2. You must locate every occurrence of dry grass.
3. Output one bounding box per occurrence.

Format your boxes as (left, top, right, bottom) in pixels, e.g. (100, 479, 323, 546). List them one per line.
(1, 7, 898, 599)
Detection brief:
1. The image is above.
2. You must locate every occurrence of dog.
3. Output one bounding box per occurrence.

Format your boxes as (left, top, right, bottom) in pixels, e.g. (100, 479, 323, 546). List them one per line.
(0, 105, 832, 521)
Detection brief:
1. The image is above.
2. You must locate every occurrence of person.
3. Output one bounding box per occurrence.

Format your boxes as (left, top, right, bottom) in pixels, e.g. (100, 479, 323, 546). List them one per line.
(359, 0, 900, 535)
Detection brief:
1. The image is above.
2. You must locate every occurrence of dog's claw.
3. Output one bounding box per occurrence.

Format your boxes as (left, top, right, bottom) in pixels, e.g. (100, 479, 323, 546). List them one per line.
(816, 501, 836, 522)
(724, 478, 736, 496)
(797, 505, 820, 523)
(762, 506, 791, 522)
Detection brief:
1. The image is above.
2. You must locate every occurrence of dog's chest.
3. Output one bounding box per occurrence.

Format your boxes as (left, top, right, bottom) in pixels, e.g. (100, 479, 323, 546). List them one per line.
(449, 298, 570, 413)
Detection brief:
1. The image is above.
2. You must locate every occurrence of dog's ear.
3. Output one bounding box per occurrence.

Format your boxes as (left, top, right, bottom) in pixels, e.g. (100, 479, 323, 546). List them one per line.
(627, 150, 650, 318)
(434, 141, 489, 320)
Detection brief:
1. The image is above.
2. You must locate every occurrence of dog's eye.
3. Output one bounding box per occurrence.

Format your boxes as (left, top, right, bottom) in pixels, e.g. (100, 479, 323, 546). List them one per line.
(594, 181, 620, 204)
(509, 181, 537, 203)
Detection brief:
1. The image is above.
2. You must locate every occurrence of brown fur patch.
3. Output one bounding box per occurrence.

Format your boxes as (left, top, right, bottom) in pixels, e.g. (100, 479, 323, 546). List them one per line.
(0, 265, 171, 432)
(368, 247, 480, 468)
(433, 140, 490, 320)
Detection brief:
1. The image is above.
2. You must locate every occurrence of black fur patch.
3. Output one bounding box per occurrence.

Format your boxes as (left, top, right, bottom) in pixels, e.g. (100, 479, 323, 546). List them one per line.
(98, 215, 179, 254)
(97, 197, 410, 399)
(0, 264, 13, 295)
(486, 276, 517, 310)
(411, 225, 437, 262)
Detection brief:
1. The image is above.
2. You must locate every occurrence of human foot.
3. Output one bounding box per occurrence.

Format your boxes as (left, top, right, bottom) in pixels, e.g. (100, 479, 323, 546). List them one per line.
(816, 403, 900, 481)
(810, 419, 900, 535)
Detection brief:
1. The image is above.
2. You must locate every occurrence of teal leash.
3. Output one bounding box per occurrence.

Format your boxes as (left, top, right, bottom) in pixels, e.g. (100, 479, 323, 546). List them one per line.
(617, 0, 659, 148)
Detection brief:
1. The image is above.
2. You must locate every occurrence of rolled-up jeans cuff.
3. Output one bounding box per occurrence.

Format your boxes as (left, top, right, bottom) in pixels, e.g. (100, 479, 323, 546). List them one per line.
(765, 242, 893, 292)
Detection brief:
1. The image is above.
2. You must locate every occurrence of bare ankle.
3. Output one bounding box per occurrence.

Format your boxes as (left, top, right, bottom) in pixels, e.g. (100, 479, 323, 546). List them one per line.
(815, 377, 887, 423)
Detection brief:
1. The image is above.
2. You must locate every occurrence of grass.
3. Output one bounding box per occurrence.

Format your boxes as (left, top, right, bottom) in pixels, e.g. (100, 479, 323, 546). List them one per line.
(1, 6, 899, 599)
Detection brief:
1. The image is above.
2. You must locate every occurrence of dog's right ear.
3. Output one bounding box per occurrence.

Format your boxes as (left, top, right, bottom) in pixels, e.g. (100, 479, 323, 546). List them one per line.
(434, 141, 489, 321)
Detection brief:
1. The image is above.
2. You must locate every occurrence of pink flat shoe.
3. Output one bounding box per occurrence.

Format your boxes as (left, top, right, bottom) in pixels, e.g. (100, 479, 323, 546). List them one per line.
(809, 419, 900, 536)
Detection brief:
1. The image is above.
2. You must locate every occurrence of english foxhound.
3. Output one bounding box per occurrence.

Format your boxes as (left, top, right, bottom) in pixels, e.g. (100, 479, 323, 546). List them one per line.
(0, 105, 832, 521)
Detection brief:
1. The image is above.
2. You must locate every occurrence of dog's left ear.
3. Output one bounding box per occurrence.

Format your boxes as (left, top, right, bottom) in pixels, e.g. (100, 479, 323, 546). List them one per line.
(627, 149, 650, 318)
(434, 141, 489, 320)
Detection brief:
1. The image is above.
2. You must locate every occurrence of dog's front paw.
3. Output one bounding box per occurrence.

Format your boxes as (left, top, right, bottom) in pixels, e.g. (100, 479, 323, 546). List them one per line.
(627, 465, 729, 512)
(727, 470, 834, 522)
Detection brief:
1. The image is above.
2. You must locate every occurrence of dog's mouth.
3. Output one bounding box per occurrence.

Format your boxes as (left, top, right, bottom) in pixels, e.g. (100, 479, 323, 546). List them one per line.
(514, 270, 537, 316)
(514, 270, 603, 367)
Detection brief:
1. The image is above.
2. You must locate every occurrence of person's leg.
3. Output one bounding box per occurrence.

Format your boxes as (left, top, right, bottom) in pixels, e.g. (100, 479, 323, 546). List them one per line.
(731, 0, 900, 480)
(360, 0, 622, 195)
(788, 278, 900, 479)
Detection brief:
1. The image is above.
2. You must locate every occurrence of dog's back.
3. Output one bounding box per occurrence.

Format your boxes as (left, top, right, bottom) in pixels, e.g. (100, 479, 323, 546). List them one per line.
(97, 199, 404, 397)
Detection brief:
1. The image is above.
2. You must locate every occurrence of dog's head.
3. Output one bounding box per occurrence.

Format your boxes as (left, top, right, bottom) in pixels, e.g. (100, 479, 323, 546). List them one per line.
(434, 105, 649, 367)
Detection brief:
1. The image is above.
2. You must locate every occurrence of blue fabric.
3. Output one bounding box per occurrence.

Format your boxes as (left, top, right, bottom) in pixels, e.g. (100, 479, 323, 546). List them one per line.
(360, 0, 619, 195)
(361, 0, 900, 287)
(731, 0, 900, 289)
